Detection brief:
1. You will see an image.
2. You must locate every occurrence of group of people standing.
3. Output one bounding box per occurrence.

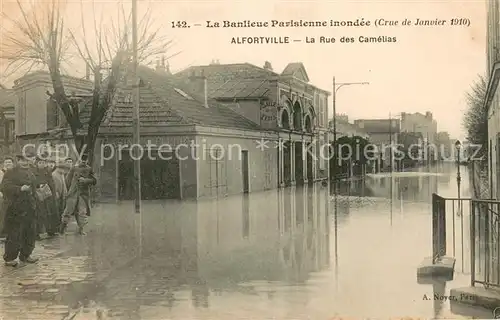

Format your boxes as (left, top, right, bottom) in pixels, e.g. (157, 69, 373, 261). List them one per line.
(0, 152, 97, 267)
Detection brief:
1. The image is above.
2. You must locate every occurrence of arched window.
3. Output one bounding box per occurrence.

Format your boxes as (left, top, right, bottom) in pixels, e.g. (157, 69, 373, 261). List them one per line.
(293, 102, 302, 131)
(304, 115, 312, 133)
(281, 109, 290, 129)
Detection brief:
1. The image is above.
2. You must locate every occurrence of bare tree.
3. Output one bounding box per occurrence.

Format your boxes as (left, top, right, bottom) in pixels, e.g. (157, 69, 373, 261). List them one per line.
(463, 75, 488, 159)
(0, 0, 177, 165)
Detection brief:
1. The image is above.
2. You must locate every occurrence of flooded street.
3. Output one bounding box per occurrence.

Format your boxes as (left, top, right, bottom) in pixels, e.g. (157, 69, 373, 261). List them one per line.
(0, 163, 489, 319)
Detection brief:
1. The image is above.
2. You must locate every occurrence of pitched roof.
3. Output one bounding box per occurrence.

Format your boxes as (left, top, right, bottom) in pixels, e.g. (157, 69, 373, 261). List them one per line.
(177, 62, 277, 79)
(78, 84, 187, 129)
(281, 62, 309, 82)
(138, 66, 260, 130)
(209, 77, 271, 99)
(175, 63, 277, 95)
(80, 66, 261, 131)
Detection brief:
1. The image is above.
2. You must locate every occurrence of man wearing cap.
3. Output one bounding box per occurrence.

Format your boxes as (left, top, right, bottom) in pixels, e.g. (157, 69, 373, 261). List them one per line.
(61, 154, 96, 235)
(46, 159, 56, 173)
(0, 153, 39, 266)
(0, 157, 14, 184)
(63, 157, 74, 183)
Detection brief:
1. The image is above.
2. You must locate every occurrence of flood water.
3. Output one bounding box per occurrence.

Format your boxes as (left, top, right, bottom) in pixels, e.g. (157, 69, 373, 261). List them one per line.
(2, 162, 489, 319)
(77, 163, 487, 319)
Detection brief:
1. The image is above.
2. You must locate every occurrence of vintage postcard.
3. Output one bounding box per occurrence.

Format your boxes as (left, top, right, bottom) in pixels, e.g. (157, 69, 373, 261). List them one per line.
(0, 0, 496, 319)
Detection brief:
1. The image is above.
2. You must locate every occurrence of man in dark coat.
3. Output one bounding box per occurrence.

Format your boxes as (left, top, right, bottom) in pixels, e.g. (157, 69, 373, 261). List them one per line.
(0, 157, 15, 239)
(33, 157, 57, 238)
(61, 155, 96, 235)
(1, 154, 39, 266)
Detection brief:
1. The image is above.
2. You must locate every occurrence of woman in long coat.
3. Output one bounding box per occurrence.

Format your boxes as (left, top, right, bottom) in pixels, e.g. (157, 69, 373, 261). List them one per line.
(61, 158, 96, 235)
(51, 161, 68, 234)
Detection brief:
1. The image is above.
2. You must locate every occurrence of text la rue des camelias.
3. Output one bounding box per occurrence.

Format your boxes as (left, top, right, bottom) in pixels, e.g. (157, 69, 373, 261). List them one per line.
(200, 18, 467, 45)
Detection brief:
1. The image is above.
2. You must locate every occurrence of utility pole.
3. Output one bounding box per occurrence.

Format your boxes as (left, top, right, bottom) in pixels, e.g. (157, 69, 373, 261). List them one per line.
(332, 78, 369, 182)
(389, 112, 393, 224)
(132, 0, 141, 213)
(455, 140, 462, 214)
(332, 76, 337, 184)
(332, 77, 368, 272)
(332, 76, 338, 279)
(426, 132, 430, 170)
(389, 112, 393, 173)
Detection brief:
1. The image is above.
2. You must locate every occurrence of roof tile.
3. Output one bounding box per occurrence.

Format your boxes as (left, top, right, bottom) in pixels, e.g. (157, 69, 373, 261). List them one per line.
(79, 67, 260, 131)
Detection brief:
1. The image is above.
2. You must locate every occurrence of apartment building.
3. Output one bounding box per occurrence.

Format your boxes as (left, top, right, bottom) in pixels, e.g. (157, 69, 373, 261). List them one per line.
(486, 0, 500, 199)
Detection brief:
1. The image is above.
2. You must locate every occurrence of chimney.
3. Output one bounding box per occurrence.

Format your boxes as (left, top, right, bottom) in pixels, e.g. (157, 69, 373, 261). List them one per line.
(263, 61, 273, 71)
(204, 77, 208, 108)
(188, 69, 207, 95)
(165, 60, 171, 75)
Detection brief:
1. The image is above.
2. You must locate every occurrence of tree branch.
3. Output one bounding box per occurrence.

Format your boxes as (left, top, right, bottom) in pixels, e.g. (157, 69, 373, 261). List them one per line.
(1, 0, 176, 161)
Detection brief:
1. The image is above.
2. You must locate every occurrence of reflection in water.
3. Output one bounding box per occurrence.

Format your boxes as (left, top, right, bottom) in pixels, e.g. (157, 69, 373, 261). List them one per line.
(89, 184, 331, 317)
(9, 164, 481, 319)
(432, 280, 446, 319)
(332, 180, 339, 292)
(333, 164, 455, 203)
(242, 195, 250, 238)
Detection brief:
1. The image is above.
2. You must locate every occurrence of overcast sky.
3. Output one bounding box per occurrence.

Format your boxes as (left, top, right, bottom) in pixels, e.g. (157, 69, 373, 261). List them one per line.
(0, 0, 486, 140)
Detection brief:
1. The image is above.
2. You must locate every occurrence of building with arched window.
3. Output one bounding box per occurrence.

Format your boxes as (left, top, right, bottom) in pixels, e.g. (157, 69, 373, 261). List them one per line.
(176, 61, 331, 187)
(13, 61, 330, 201)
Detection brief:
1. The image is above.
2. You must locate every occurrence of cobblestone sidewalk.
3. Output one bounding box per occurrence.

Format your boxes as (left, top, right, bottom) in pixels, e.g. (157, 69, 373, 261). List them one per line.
(0, 230, 137, 319)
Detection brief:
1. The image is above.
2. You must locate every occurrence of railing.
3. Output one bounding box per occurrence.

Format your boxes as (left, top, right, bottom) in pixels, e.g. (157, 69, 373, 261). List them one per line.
(470, 198, 500, 288)
(432, 193, 446, 263)
(431, 194, 500, 288)
(431, 194, 471, 272)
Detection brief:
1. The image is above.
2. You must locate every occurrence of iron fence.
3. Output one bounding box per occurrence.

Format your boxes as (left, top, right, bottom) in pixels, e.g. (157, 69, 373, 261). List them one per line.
(431, 195, 471, 272)
(470, 198, 500, 288)
(431, 194, 500, 288)
(469, 160, 490, 199)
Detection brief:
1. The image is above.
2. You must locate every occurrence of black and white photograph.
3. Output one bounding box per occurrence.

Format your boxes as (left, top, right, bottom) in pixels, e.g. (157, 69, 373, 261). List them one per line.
(0, 0, 496, 318)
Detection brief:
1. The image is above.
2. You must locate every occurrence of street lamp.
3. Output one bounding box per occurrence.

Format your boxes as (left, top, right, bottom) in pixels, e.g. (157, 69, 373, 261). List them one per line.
(455, 140, 462, 213)
(331, 77, 369, 183)
(330, 78, 368, 280)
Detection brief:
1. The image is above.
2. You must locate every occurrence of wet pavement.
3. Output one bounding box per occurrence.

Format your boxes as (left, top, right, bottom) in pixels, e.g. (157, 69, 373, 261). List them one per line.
(0, 162, 493, 319)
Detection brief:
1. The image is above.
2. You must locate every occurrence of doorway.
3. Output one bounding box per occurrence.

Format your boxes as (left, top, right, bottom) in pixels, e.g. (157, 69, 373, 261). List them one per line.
(306, 142, 314, 183)
(118, 150, 181, 200)
(283, 141, 292, 185)
(295, 142, 304, 184)
(242, 150, 249, 193)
